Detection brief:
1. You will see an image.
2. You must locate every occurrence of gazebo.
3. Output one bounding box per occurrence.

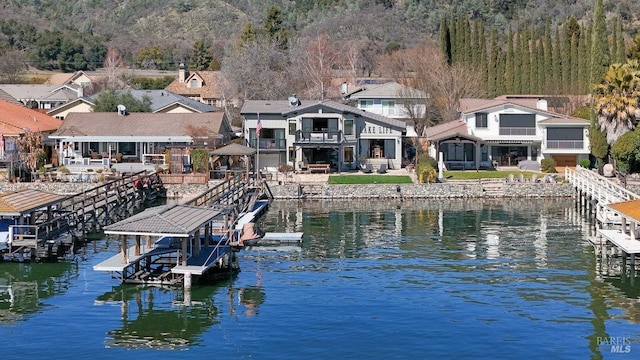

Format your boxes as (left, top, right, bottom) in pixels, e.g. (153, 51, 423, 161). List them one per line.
(210, 143, 257, 179)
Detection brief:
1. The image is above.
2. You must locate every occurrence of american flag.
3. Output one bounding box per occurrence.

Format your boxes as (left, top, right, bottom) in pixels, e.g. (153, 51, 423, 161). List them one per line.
(256, 116, 263, 137)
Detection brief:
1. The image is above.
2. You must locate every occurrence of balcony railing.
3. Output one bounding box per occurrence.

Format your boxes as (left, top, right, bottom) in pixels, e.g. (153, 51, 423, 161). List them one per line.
(249, 138, 287, 150)
(295, 129, 343, 144)
(546, 140, 584, 149)
(499, 127, 536, 136)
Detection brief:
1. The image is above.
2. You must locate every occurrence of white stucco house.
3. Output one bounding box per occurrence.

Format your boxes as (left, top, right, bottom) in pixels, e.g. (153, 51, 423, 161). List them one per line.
(424, 97, 591, 171)
(240, 97, 409, 172)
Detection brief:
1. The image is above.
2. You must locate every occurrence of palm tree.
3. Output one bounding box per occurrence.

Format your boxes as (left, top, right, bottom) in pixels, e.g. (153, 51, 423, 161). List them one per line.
(593, 60, 640, 145)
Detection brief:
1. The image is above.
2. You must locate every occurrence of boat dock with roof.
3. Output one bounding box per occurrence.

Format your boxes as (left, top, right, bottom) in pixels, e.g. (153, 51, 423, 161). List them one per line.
(94, 175, 273, 288)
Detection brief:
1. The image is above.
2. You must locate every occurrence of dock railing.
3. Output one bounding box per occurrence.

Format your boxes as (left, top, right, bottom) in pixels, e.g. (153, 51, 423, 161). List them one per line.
(565, 166, 639, 205)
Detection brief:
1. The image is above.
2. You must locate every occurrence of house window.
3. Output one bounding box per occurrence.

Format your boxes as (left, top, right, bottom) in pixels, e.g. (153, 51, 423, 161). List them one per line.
(289, 120, 297, 135)
(499, 114, 536, 135)
(475, 113, 488, 128)
(344, 146, 354, 162)
(360, 100, 373, 109)
(382, 100, 395, 115)
(546, 127, 584, 149)
(189, 78, 200, 88)
(344, 119, 354, 135)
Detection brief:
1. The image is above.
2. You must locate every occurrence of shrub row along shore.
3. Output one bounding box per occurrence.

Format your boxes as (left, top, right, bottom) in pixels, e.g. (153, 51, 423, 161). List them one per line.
(3, 180, 638, 201)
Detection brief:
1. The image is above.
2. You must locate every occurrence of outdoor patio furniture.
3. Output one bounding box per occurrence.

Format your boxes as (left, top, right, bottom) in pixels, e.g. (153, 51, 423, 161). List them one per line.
(361, 163, 373, 173)
(377, 164, 387, 174)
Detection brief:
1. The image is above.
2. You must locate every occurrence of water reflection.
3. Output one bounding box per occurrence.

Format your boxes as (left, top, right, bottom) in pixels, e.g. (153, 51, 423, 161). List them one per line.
(96, 285, 224, 349)
(0, 262, 77, 323)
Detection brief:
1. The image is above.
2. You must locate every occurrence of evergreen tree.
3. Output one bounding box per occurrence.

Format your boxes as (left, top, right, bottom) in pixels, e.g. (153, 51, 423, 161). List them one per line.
(505, 27, 515, 93)
(589, 117, 609, 164)
(93, 89, 152, 113)
(519, 28, 530, 93)
(561, 26, 571, 93)
(238, 22, 257, 47)
(439, 17, 452, 64)
(629, 34, 640, 61)
(543, 21, 553, 90)
(590, 0, 610, 87)
(530, 38, 539, 94)
(570, 33, 579, 92)
(614, 17, 625, 64)
(487, 29, 499, 96)
(552, 27, 562, 93)
(188, 39, 214, 71)
(262, 5, 289, 50)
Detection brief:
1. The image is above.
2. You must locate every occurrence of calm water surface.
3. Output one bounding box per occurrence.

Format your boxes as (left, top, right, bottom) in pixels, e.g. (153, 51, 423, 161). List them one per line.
(1, 198, 639, 359)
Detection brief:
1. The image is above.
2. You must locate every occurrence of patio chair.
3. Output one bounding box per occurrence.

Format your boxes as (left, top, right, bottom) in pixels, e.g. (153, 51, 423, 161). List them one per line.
(376, 163, 387, 174)
(361, 163, 373, 173)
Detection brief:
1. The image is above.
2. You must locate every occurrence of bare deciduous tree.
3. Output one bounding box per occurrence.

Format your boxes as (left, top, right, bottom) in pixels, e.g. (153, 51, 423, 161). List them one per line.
(290, 33, 339, 100)
(221, 38, 291, 101)
(0, 50, 27, 84)
(379, 42, 486, 134)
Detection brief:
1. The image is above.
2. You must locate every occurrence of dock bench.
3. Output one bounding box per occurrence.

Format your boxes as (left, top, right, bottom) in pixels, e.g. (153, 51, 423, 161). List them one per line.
(307, 164, 330, 174)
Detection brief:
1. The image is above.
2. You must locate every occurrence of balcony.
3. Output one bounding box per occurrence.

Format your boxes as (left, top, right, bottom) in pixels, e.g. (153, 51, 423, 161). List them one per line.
(294, 129, 343, 144)
(249, 138, 287, 150)
(545, 140, 584, 149)
(499, 127, 536, 136)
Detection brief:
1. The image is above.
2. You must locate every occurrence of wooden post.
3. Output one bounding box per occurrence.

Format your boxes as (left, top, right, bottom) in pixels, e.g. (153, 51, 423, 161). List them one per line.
(146, 235, 152, 249)
(181, 238, 188, 266)
(184, 272, 192, 289)
(120, 235, 127, 264)
(135, 235, 141, 256)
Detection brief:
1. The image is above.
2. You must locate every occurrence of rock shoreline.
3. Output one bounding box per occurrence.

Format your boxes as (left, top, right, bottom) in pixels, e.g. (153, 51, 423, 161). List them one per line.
(3, 180, 637, 200)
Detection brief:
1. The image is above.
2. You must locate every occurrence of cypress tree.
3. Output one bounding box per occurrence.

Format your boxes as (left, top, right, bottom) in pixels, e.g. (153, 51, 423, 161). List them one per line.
(552, 27, 562, 94)
(571, 33, 579, 93)
(439, 17, 452, 64)
(505, 27, 515, 93)
(537, 38, 545, 94)
(590, 0, 610, 87)
(530, 37, 538, 94)
(543, 21, 553, 91)
(520, 27, 530, 94)
(614, 17, 625, 64)
(487, 29, 499, 96)
(561, 25, 572, 93)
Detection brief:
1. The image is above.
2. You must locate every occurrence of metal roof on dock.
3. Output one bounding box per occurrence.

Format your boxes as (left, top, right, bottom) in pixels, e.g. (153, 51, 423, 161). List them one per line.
(0, 189, 69, 216)
(103, 204, 224, 237)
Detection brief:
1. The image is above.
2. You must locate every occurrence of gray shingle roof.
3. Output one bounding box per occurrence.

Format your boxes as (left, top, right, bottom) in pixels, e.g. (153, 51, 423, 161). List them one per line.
(51, 112, 227, 137)
(241, 99, 407, 129)
(103, 204, 223, 237)
(87, 90, 215, 113)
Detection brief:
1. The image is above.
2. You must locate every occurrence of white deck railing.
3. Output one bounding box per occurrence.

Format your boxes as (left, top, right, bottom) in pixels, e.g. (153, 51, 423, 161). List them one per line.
(565, 166, 639, 205)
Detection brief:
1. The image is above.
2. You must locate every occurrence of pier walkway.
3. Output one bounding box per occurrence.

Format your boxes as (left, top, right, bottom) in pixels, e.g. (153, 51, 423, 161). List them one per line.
(566, 166, 640, 274)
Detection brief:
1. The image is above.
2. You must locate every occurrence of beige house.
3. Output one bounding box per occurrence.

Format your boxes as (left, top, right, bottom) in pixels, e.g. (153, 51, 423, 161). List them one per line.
(164, 63, 236, 108)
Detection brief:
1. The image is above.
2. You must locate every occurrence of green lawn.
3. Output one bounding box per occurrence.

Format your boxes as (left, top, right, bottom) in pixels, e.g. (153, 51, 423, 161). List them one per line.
(328, 175, 414, 184)
(442, 170, 540, 180)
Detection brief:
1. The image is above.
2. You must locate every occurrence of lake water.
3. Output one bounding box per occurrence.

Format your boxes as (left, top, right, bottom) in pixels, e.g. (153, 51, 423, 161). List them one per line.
(1, 198, 638, 359)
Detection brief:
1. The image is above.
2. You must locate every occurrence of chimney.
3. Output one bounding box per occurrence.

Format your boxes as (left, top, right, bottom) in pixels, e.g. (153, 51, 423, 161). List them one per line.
(117, 104, 127, 116)
(340, 82, 348, 95)
(536, 98, 548, 111)
(179, 62, 186, 83)
(76, 86, 84, 98)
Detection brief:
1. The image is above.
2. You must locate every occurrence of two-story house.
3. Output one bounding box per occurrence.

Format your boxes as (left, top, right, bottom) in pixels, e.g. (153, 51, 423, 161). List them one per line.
(164, 63, 237, 109)
(424, 97, 590, 171)
(344, 81, 427, 121)
(240, 97, 407, 172)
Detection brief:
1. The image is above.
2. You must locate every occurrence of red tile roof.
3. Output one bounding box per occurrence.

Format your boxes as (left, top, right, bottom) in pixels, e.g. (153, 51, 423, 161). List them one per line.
(0, 100, 62, 135)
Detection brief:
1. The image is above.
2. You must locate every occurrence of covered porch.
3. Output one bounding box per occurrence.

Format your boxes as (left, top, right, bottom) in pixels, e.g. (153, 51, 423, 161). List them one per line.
(431, 132, 490, 171)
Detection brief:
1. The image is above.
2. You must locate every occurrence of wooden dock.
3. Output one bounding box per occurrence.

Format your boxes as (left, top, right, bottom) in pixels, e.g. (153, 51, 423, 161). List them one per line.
(95, 175, 271, 288)
(567, 167, 640, 275)
(1, 171, 165, 262)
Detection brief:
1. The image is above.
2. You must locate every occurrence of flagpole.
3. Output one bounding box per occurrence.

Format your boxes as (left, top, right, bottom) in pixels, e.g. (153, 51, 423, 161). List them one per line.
(256, 112, 260, 180)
